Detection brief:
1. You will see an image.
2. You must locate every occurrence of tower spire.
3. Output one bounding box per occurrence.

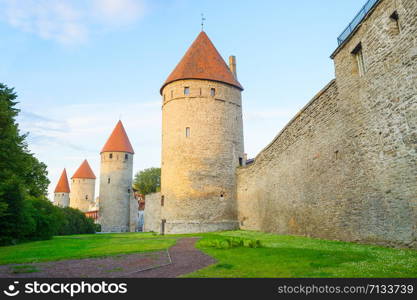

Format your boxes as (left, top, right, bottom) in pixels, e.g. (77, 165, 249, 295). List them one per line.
(201, 13, 205, 31)
(161, 31, 243, 93)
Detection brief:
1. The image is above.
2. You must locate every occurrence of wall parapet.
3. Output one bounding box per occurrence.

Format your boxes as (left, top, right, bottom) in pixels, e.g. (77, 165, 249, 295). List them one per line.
(242, 79, 336, 169)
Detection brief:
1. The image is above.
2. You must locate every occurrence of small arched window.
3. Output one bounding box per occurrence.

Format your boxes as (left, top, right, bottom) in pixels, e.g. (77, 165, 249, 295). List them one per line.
(109, 153, 113, 159)
(184, 87, 190, 95)
(210, 88, 216, 97)
(108, 178, 110, 184)
(125, 154, 128, 160)
(185, 127, 190, 137)
(390, 11, 400, 34)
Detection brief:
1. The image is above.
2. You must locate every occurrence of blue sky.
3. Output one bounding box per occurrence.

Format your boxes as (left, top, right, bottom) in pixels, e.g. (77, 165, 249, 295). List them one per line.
(0, 0, 366, 199)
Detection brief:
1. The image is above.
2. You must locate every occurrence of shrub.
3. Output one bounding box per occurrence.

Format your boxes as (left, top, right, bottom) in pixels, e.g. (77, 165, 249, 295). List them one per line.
(94, 223, 102, 233)
(200, 237, 263, 249)
(24, 196, 63, 241)
(57, 207, 96, 236)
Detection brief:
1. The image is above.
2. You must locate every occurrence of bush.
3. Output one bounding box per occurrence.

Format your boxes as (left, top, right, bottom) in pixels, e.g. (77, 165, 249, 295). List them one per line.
(24, 197, 63, 241)
(94, 223, 101, 233)
(0, 196, 97, 245)
(200, 237, 263, 249)
(57, 207, 96, 236)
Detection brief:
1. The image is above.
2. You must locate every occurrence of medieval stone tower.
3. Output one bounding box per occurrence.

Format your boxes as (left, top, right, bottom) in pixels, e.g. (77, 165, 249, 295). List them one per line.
(54, 168, 70, 207)
(160, 31, 245, 234)
(99, 121, 137, 232)
(70, 159, 96, 212)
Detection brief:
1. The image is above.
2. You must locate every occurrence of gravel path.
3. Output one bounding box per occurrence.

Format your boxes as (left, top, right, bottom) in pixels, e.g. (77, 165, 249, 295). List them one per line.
(127, 237, 216, 278)
(0, 237, 215, 278)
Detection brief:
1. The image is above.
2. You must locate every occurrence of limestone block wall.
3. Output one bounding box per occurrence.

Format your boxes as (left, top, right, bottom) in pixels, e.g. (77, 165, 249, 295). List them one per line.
(330, 0, 417, 246)
(143, 192, 161, 233)
(99, 152, 136, 232)
(161, 79, 244, 233)
(54, 192, 69, 208)
(70, 178, 95, 212)
(237, 0, 416, 248)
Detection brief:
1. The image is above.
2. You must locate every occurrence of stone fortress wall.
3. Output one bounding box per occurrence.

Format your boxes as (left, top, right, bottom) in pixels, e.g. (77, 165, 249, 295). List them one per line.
(143, 192, 161, 233)
(237, 0, 417, 247)
(161, 79, 244, 233)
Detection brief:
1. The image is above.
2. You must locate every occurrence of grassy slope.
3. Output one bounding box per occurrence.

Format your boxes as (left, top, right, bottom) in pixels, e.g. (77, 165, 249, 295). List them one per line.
(0, 233, 176, 265)
(185, 231, 417, 278)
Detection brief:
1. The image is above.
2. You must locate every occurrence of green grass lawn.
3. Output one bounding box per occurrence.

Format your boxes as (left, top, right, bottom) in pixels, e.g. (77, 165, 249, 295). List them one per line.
(185, 231, 417, 278)
(0, 232, 176, 265)
(1, 230, 416, 278)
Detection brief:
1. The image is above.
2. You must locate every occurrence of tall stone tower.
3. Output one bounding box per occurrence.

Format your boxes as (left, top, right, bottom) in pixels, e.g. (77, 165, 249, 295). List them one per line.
(160, 31, 244, 234)
(54, 168, 70, 207)
(99, 121, 137, 232)
(70, 159, 96, 212)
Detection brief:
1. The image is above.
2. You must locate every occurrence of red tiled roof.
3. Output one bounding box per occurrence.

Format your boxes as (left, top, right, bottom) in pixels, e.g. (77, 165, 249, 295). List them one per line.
(161, 31, 243, 94)
(71, 159, 96, 179)
(101, 121, 134, 154)
(54, 168, 70, 193)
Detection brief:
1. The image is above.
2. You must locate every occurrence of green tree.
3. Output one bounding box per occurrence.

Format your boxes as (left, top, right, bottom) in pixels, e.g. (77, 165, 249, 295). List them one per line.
(57, 207, 95, 235)
(0, 83, 50, 245)
(133, 167, 161, 195)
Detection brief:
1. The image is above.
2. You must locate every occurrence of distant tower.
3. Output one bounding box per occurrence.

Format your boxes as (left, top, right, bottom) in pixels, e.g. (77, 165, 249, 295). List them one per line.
(99, 121, 137, 232)
(54, 168, 70, 207)
(70, 159, 96, 212)
(160, 31, 244, 233)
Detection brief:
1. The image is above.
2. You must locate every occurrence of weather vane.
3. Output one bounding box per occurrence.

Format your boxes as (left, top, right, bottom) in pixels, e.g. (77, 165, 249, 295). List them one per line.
(201, 13, 206, 31)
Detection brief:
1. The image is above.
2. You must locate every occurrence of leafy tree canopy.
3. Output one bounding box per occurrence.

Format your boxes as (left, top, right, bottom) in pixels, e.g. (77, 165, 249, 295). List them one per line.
(0, 83, 51, 245)
(133, 167, 161, 195)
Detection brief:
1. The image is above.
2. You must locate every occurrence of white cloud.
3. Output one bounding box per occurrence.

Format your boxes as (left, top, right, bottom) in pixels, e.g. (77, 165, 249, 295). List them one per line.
(93, 0, 145, 25)
(0, 0, 147, 44)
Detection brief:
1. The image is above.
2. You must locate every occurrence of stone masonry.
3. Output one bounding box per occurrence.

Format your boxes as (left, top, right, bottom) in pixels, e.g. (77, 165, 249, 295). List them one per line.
(159, 31, 245, 234)
(161, 79, 244, 233)
(237, 0, 416, 248)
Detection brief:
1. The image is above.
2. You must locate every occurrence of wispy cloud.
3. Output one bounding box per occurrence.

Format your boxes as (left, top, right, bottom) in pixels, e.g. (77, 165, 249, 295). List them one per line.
(92, 0, 145, 26)
(0, 0, 147, 44)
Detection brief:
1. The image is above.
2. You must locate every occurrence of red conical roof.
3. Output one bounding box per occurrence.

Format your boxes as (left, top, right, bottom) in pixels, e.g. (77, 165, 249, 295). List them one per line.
(101, 120, 134, 154)
(161, 31, 243, 93)
(54, 168, 70, 193)
(71, 160, 96, 179)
